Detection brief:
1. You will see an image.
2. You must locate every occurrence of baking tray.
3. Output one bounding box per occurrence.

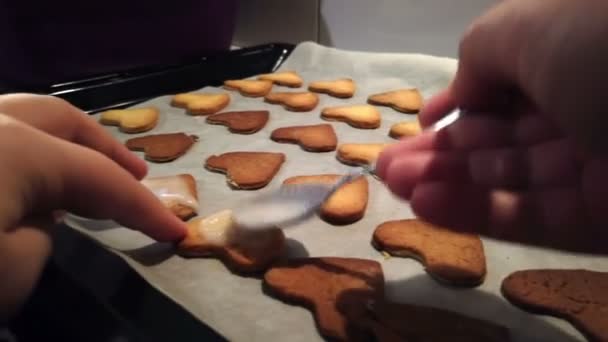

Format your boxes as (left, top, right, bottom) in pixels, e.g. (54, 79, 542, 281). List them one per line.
(64, 41, 608, 342)
(9, 43, 294, 342)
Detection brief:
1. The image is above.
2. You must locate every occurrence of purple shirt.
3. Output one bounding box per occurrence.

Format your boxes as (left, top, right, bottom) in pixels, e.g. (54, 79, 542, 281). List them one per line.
(0, 0, 237, 87)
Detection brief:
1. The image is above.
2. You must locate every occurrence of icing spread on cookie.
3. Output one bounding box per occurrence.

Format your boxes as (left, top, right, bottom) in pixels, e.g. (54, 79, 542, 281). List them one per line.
(142, 176, 198, 210)
(198, 209, 235, 245)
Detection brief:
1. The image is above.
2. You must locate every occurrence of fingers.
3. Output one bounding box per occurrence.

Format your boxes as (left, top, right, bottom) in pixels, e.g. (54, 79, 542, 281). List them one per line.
(0, 94, 147, 179)
(0, 117, 186, 242)
(410, 182, 598, 253)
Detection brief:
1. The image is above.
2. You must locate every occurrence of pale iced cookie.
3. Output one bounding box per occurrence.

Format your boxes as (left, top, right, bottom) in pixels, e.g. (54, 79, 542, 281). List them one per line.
(141, 174, 198, 220)
(348, 299, 510, 342)
(368, 88, 423, 114)
(264, 92, 319, 112)
(224, 79, 273, 97)
(177, 209, 286, 273)
(336, 143, 392, 166)
(126, 132, 198, 162)
(389, 120, 421, 139)
(502, 269, 608, 342)
(99, 107, 159, 133)
(308, 78, 356, 98)
(206, 110, 269, 134)
(283, 175, 368, 225)
(257, 70, 303, 88)
(205, 152, 286, 189)
(170, 92, 230, 115)
(264, 257, 384, 341)
(373, 219, 487, 286)
(271, 124, 337, 152)
(321, 105, 381, 129)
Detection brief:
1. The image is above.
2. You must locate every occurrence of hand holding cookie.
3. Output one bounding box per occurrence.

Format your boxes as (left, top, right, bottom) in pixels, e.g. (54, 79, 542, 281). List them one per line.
(0, 94, 187, 319)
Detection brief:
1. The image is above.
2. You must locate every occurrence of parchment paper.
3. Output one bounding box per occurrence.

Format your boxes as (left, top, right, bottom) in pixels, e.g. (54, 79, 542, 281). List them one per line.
(65, 42, 605, 341)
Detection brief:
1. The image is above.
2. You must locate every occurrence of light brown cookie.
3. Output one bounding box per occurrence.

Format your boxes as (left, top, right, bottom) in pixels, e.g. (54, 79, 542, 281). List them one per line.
(177, 209, 285, 273)
(321, 105, 381, 129)
(389, 120, 421, 139)
(345, 299, 510, 342)
(309, 78, 356, 98)
(258, 70, 303, 88)
(141, 174, 198, 220)
(206, 110, 269, 134)
(264, 257, 384, 341)
(373, 219, 486, 286)
(264, 92, 319, 112)
(99, 107, 159, 133)
(368, 88, 423, 114)
(283, 174, 368, 224)
(126, 133, 198, 162)
(336, 143, 392, 166)
(205, 152, 286, 189)
(271, 124, 337, 152)
(502, 269, 608, 342)
(170, 92, 230, 115)
(224, 79, 273, 97)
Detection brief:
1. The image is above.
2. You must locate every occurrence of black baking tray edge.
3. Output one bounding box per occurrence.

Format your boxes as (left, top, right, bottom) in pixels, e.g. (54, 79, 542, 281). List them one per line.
(8, 43, 294, 342)
(8, 42, 294, 114)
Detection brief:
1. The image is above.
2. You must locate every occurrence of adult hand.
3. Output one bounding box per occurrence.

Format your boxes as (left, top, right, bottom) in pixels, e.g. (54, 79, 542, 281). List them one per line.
(0, 94, 186, 319)
(377, 0, 608, 254)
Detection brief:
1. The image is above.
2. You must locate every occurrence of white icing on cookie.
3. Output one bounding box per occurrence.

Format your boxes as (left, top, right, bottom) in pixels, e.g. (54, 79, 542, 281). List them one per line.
(198, 209, 235, 246)
(142, 175, 198, 210)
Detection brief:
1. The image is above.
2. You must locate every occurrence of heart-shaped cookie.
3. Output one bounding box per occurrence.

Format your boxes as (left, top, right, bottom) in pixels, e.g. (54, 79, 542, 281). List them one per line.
(271, 124, 337, 152)
(336, 143, 392, 166)
(177, 209, 286, 273)
(264, 92, 319, 112)
(321, 105, 381, 129)
(309, 78, 356, 98)
(224, 79, 273, 97)
(99, 107, 159, 133)
(205, 151, 286, 189)
(126, 132, 198, 162)
(257, 70, 303, 88)
(368, 88, 423, 113)
(171, 92, 230, 115)
(206, 110, 269, 134)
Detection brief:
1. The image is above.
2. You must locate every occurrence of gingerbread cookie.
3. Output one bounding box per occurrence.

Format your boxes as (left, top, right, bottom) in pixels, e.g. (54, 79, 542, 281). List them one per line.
(177, 209, 285, 273)
(502, 269, 608, 342)
(321, 105, 381, 129)
(126, 132, 198, 162)
(283, 174, 368, 225)
(170, 92, 230, 115)
(368, 88, 423, 114)
(141, 174, 198, 220)
(336, 143, 392, 166)
(206, 110, 269, 134)
(271, 124, 337, 152)
(389, 120, 421, 139)
(373, 219, 486, 286)
(258, 70, 303, 88)
(224, 79, 273, 97)
(264, 257, 384, 341)
(309, 78, 356, 98)
(347, 299, 510, 342)
(205, 152, 285, 189)
(99, 107, 159, 133)
(264, 92, 319, 112)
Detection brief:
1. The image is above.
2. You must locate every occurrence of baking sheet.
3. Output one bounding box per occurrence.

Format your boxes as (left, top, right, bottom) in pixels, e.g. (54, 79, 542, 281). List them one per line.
(64, 42, 605, 341)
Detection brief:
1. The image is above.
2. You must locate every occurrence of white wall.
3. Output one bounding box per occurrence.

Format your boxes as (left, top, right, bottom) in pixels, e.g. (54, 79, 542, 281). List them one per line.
(232, 0, 498, 58)
(319, 0, 497, 57)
